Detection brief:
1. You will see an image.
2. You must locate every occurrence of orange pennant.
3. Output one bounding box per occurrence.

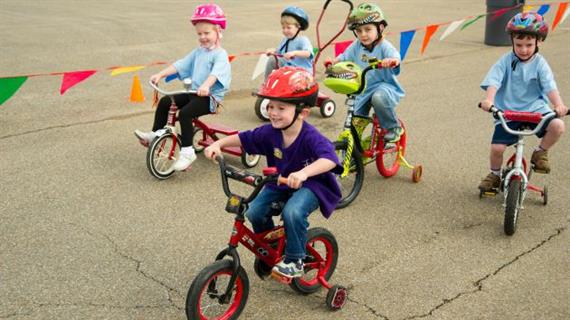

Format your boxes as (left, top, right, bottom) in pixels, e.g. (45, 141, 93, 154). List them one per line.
(228, 55, 236, 62)
(420, 24, 440, 55)
(552, 3, 569, 31)
(130, 75, 145, 103)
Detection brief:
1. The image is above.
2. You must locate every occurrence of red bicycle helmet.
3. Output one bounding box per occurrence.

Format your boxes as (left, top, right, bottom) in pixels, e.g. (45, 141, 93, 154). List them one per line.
(256, 67, 318, 108)
(191, 3, 227, 30)
(506, 12, 548, 41)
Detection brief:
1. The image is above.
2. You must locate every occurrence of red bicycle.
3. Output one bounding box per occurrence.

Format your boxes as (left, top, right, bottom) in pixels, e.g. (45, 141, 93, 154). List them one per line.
(185, 156, 348, 319)
(146, 80, 260, 179)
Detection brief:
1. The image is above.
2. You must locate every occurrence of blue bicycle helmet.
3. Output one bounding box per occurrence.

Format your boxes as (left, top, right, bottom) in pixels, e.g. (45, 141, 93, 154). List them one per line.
(282, 6, 309, 30)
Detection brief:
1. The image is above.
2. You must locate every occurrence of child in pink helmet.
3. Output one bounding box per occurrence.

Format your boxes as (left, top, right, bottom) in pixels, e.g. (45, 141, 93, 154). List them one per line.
(134, 3, 231, 171)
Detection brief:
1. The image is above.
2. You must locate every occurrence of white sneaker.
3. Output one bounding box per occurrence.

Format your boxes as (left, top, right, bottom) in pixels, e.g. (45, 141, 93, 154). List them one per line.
(173, 147, 197, 171)
(134, 130, 157, 146)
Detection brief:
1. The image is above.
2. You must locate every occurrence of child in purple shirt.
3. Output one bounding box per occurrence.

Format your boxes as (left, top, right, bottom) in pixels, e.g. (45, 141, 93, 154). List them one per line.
(205, 67, 341, 279)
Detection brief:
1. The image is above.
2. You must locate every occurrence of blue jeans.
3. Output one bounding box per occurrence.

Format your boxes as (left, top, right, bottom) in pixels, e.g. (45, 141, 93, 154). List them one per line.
(356, 89, 400, 130)
(246, 187, 319, 261)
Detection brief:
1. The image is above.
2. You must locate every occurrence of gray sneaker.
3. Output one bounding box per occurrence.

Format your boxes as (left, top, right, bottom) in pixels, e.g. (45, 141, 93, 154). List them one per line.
(272, 259, 304, 278)
(384, 127, 404, 143)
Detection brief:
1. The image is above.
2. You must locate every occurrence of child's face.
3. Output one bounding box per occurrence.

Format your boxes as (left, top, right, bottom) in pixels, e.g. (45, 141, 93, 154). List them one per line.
(267, 100, 297, 128)
(281, 23, 300, 39)
(354, 24, 381, 46)
(512, 36, 539, 61)
(194, 22, 218, 48)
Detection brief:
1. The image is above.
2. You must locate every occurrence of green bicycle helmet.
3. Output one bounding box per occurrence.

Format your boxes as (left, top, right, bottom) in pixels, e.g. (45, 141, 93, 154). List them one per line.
(347, 3, 387, 30)
(323, 62, 363, 95)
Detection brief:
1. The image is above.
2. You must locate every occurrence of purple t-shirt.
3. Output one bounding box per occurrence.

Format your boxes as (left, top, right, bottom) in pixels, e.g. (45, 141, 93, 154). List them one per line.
(238, 122, 342, 218)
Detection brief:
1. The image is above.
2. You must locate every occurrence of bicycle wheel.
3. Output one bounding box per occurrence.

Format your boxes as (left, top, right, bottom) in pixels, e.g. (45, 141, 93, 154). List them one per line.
(334, 140, 364, 209)
(254, 97, 270, 121)
(319, 99, 336, 118)
(146, 133, 180, 180)
(241, 150, 260, 168)
(504, 179, 522, 236)
(290, 228, 338, 295)
(186, 259, 250, 320)
(192, 127, 206, 153)
(376, 129, 406, 178)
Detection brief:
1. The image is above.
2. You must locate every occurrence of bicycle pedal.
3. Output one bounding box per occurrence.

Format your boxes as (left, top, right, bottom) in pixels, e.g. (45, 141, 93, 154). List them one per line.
(532, 168, 549, 174)
(270, 271, 293, 284)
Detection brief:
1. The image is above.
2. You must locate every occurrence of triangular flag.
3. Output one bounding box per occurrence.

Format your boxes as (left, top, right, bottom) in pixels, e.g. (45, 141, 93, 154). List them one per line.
(440, 19, 465, 40)
(130, 75, 145, 103)
(523, 5, 534, 13)
(251, 54, 269, 80)
(399, 30, 416, 61)
(110, 65, 145, 76)
(461, 14, 485, 30)
(60, 70, 97, 95)
(560, 5, 570, 25)
(334, 40, 352, 57)
(312, 47, 319, 56)
(420, 24, 440, 54)
(228, 55, 236, 62)
(491, 8, 511, 21)
(0, 76, 28, 106)
(537, 5, 550, 16)
(551, 3, 569, 31)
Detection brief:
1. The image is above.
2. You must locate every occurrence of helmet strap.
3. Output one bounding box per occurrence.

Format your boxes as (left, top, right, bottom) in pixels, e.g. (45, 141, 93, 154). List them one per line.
(279, 29, 301, 53)
(510, 36, 539, 71)
(281, 106, 303, 131)
(352, 24, 383, 52)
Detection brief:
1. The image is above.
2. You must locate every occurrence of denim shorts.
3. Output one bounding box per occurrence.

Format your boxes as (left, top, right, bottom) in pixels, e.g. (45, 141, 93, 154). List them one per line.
(491, 117, 553, 146)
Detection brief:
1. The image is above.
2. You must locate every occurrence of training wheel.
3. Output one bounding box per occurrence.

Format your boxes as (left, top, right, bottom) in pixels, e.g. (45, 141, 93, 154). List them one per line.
(542, 185, 548, 206)
(326, 285, 348, 310)
(412, 165, 423, 183)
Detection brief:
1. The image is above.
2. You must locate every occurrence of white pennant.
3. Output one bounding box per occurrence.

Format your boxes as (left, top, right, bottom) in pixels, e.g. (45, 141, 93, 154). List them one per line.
(439, 19, 465, 41)
(251, 54, 269, 81)
(560, 7, 570, 25)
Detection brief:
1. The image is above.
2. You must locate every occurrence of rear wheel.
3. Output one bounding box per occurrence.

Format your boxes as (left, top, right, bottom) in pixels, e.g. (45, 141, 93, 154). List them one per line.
(376, 129, 406, 177)
(186, 259, 249, 320)
(254, 97, 270, 121)
(319, 99, 336, 118)
(504, 179, 522, 236)
(192, 127, 206, 153)
(147, 133, 180, 180)
(241, 151, 260, 168)
(290, 228, 338, 294)
(334, 140, 364, 209)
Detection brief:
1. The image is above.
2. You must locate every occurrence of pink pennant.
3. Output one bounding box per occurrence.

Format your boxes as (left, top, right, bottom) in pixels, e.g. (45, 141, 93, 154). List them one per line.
(60, 70, 97, 95)
(334, 40, 352, 57)
(420, 25, 440, 55)
(552, 3, 569, 31)
(491, 8, 510, 21)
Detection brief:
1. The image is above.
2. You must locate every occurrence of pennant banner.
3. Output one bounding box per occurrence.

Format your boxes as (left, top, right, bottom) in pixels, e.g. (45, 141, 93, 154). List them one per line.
(552, 3, 569, 30)
(561, 5, 570, 24)
(110, 65, 145, 76)
(537, 4, 551, 15)
(461, 14, 485, 30)
(60, 70, 97, 95)
(334, 40, 352, 57)
(251, 54, 269, 81)
(439, 19, 465, 41)
(0, 77, 28, 106)
(399, 30, 416, 61)
(420, 24, 440, 55)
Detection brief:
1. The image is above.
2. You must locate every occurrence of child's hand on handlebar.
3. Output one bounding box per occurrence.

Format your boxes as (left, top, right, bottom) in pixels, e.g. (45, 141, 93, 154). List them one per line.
(197, 84, 210, 96)
(205, 143, 222, 161)
(479, 100, 493, 112)
(283, 52, 295, 60)
(553, 104, 568, 117)
(150, 73, 162, 84)
(265, 48, 276, 56)
(283, 170, 308, 189)
(323, 57, 334, 68)
(381, 58, 400, 69)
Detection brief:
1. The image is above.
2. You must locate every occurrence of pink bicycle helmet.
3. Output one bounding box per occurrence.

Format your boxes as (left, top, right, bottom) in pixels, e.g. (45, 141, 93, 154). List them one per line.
(191, 3, 226, 30)
(506, 12, 548, 41)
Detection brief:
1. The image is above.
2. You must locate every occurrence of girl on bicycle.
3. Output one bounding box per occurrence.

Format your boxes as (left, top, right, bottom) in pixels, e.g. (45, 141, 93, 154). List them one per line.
(478, 12, 567, 192)
(134, 3, 231, 171)
(325, 2, 404, 149)
(205, 67, 342, 279)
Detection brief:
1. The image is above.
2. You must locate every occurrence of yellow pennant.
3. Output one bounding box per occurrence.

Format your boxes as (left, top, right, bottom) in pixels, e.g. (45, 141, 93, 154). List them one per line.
(111, 65, 145, 76)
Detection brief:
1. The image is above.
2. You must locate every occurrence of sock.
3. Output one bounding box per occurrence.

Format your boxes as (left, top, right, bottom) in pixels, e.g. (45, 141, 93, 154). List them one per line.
(180, 146, 195, 156)
(535, 145, 546, 152)
(284, 257, 301, 264)
(491, 168, 501, 176)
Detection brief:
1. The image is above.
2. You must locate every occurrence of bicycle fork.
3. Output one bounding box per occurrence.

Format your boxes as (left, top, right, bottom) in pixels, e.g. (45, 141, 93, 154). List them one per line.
(503, 138, 528, 210)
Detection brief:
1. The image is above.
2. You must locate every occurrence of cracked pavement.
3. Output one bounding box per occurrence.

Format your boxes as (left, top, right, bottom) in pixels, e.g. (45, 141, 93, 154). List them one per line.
(1, 1, 569, 319)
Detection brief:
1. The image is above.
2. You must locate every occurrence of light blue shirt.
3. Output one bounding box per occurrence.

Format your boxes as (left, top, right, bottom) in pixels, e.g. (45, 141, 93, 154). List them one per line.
(338, 39, 405, 114)
(481, 52, 556, 120)
(173, 47, 231, 112)
(276, 35, 314, 74)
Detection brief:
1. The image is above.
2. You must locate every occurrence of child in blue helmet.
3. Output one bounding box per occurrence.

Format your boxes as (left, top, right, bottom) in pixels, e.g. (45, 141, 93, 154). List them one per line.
(478, 12, 567, 192)
(265, 6, 314, 77)
(326, 3, 404, 148)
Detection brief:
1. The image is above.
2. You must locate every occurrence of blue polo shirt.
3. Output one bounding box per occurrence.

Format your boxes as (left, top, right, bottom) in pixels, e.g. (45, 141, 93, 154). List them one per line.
(276, 36, 314, 74)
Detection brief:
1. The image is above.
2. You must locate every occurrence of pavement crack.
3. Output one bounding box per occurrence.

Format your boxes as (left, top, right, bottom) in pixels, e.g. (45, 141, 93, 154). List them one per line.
(73, 224, 185, 311)
(401, 226, 566, 320)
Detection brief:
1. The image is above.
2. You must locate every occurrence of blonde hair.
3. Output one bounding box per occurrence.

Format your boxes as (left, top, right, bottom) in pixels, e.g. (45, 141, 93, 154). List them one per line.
(281, 15, 300, 29)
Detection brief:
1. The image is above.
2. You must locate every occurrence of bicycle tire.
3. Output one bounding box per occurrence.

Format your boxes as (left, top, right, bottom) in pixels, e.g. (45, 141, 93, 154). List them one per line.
(504, 179, 522, 236)
(334, 140, 364, 209)
(146, 133, 180, 180)
(254, 97, 270, 121)
(186, 259, 250, 320)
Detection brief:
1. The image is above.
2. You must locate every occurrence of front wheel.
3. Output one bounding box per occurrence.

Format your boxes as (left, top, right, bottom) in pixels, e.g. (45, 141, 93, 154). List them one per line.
(186, 259, 250, 320)
(254, 97, 270, 121)
(504, 179, 523, 236)
(376, 127, 407, 178)
(290, 228, 339, 294)
(146, 133, 180, 180)
(241, 151, 260, 168)
(319, 99, 336, 118)
(334, 140, 364, 209)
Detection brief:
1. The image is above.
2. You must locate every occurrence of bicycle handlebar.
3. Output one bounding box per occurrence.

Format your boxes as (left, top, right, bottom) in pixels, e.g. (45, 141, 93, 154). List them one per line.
(480, 104, 566, 137)
(215, 155, 287, 204)
(148, 80, 197, 96)
(354, 58, 386, 95)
